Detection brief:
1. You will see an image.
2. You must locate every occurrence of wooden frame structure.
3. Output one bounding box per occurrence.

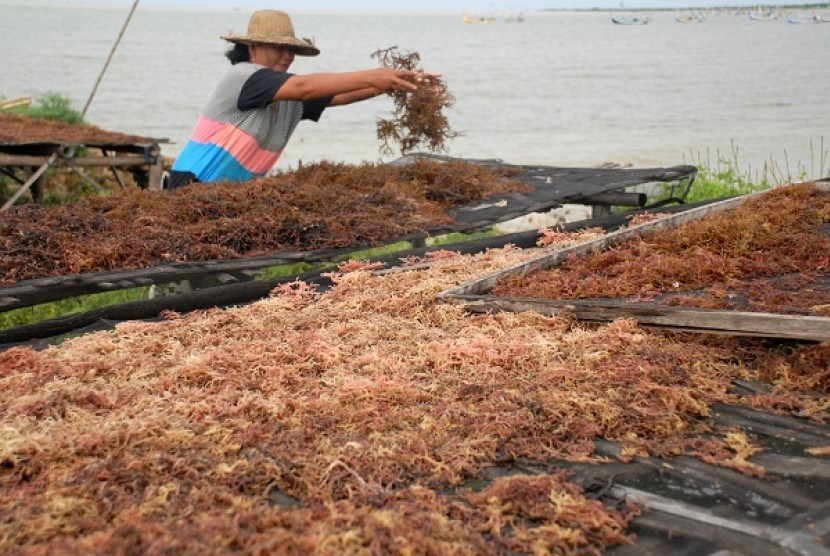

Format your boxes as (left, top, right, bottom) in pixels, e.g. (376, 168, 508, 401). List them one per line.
(0, 113, 166, 211)
(439, 183, 830, 342)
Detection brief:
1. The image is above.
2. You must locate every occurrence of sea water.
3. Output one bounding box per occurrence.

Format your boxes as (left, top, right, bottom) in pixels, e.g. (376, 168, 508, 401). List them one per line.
(2, 2, 829, 181)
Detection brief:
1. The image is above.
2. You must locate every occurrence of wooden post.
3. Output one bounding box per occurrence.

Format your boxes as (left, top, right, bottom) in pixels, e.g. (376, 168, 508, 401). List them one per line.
(147, 156, 164, 190)
(146, 142, 163, 190)
(104, 150, 128, 189)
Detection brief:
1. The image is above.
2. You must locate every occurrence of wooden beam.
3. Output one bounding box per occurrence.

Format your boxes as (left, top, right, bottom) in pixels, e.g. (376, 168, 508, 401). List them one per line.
(146, 155, 164, 190)
(453, 294, 830, 342)
(614, 485, 830, 556)
(0, 96, 31, 109)
(751, 453, 830, 480)
(1, 152, 58, 211)
(0, 153, 150, 167)
(439, 191, 758, 297)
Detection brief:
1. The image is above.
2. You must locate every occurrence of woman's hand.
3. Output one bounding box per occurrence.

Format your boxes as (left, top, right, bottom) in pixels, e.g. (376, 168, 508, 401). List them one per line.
(368, 68, 442, 93)
(276, 68, 443, 104)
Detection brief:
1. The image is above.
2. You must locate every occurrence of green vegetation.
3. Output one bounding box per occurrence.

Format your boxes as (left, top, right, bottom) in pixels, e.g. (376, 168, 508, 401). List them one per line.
(0, 286, 152, 330)
(1, 91, 83, 124)
(655, 139, 829, 206)
(427, 229, 501, 246)
(680, 156, 772, 204)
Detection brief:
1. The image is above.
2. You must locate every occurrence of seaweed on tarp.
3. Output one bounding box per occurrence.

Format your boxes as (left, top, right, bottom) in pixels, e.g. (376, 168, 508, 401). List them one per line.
(2, 245, 828, 553)
(493, 183, 830, 316)
(0, 159, 526, 285)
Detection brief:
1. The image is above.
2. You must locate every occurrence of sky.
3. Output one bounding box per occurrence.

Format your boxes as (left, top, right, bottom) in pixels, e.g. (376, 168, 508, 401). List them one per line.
(34, 1, 827, 12)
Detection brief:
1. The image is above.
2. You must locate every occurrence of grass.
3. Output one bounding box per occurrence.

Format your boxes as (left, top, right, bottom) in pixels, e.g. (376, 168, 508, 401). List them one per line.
(657, 138, 829, 205)
(0, 286, 153, 330)
(0, 91, 83, 124)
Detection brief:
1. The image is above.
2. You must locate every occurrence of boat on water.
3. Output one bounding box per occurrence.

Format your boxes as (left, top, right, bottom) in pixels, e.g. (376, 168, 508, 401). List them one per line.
(812, 3, 830, 22)
(675, 11, 705, 23)
(611, 15, 651, 25)
(462, 14, 495, 24)
(749, 5, 779, 20)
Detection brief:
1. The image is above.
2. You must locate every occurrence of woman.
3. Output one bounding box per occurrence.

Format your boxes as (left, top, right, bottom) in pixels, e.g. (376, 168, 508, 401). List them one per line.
(168, 10, 430, 189)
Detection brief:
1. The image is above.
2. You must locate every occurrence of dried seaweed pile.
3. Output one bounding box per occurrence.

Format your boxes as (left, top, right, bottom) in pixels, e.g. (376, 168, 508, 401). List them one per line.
(2, 243, 827, 553)
(372, 47, 458, 155)
(0, 112, 156, 146)
(0, 159, 525, 285)
(493, 183, 830, 315)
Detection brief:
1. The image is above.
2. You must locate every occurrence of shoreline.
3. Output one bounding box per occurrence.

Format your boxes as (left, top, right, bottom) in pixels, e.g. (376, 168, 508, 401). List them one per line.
(5, 1, 827, 15)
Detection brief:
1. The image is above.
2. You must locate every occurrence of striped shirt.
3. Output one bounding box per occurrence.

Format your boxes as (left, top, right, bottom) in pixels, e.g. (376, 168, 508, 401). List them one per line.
(170, 63, 331, 186)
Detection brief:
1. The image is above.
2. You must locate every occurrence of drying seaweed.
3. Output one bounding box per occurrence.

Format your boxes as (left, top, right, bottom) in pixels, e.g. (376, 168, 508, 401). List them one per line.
(493, 183, 830, 316)
(0, 111, 156, 146)
(372, 46, 458, 155)
(0, 245, 827, 553)
(0, 159, 527, 285)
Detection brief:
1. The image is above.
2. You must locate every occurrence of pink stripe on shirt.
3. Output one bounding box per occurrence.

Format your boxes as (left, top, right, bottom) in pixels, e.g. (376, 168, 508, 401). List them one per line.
(190, 115, 282, 174)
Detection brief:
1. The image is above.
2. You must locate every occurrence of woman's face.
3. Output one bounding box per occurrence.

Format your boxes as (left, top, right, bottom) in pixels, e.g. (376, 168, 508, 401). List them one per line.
(250, 44, 295, 72)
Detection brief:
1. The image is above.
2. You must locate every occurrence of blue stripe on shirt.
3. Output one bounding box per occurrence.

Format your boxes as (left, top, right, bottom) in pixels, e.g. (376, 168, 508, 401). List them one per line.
(172, 141, 257, 183)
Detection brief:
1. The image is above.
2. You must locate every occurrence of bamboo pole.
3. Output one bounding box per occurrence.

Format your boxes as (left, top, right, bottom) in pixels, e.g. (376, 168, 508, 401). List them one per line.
(81, 0, 140, 119)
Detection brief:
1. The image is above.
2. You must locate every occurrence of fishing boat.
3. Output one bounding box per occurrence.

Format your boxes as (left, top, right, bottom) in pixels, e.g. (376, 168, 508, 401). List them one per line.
(675, 11, 705, 23)
(811, 3, 830, 21)
(749, 5, 779, 20)
(611, 15, 651, 25)
(462, 14, 495, 24)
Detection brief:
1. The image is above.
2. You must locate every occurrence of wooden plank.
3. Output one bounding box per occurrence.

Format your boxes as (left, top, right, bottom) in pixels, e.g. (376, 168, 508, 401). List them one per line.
(784, 499, 830, 538)
(0, 153, 151, 167)
(0, 152, 58, 211)
(630, 512, 797, 556)
(0, 96, 32, 109)
(439, 183, 830, 341)
(605, 532, 683, 556)
(452, 294, 830, 342)
(712, 404, 830, 442)
(439, 190, 759, 298)
(146, 155, 164, 190)
(751, 453, 830, 480)
(613, 485, 830, 556)
(713, 413, 830, 447)
(649, 456, 813, 512)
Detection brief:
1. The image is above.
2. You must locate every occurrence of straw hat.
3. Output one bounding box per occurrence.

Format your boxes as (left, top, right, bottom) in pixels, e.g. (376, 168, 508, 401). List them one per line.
(221, 10, 320, 57)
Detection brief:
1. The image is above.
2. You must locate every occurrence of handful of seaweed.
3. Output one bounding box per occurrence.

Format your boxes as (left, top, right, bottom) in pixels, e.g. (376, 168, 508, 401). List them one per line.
(372, 46, 458, 155)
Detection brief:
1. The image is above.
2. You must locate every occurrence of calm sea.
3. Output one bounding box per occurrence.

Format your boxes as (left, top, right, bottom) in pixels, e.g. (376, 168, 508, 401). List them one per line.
(2, 2, 829, 181)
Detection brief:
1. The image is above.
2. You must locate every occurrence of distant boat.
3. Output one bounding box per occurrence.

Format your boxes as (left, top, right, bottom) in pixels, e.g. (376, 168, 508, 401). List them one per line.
(786, 13, 804, 24)
(675, 11, 705, 23)
(462, 14, 495, 24)
(813, 3, 830, 22)
(749, 5, 779, 20)
(611, 15, 651, 25)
